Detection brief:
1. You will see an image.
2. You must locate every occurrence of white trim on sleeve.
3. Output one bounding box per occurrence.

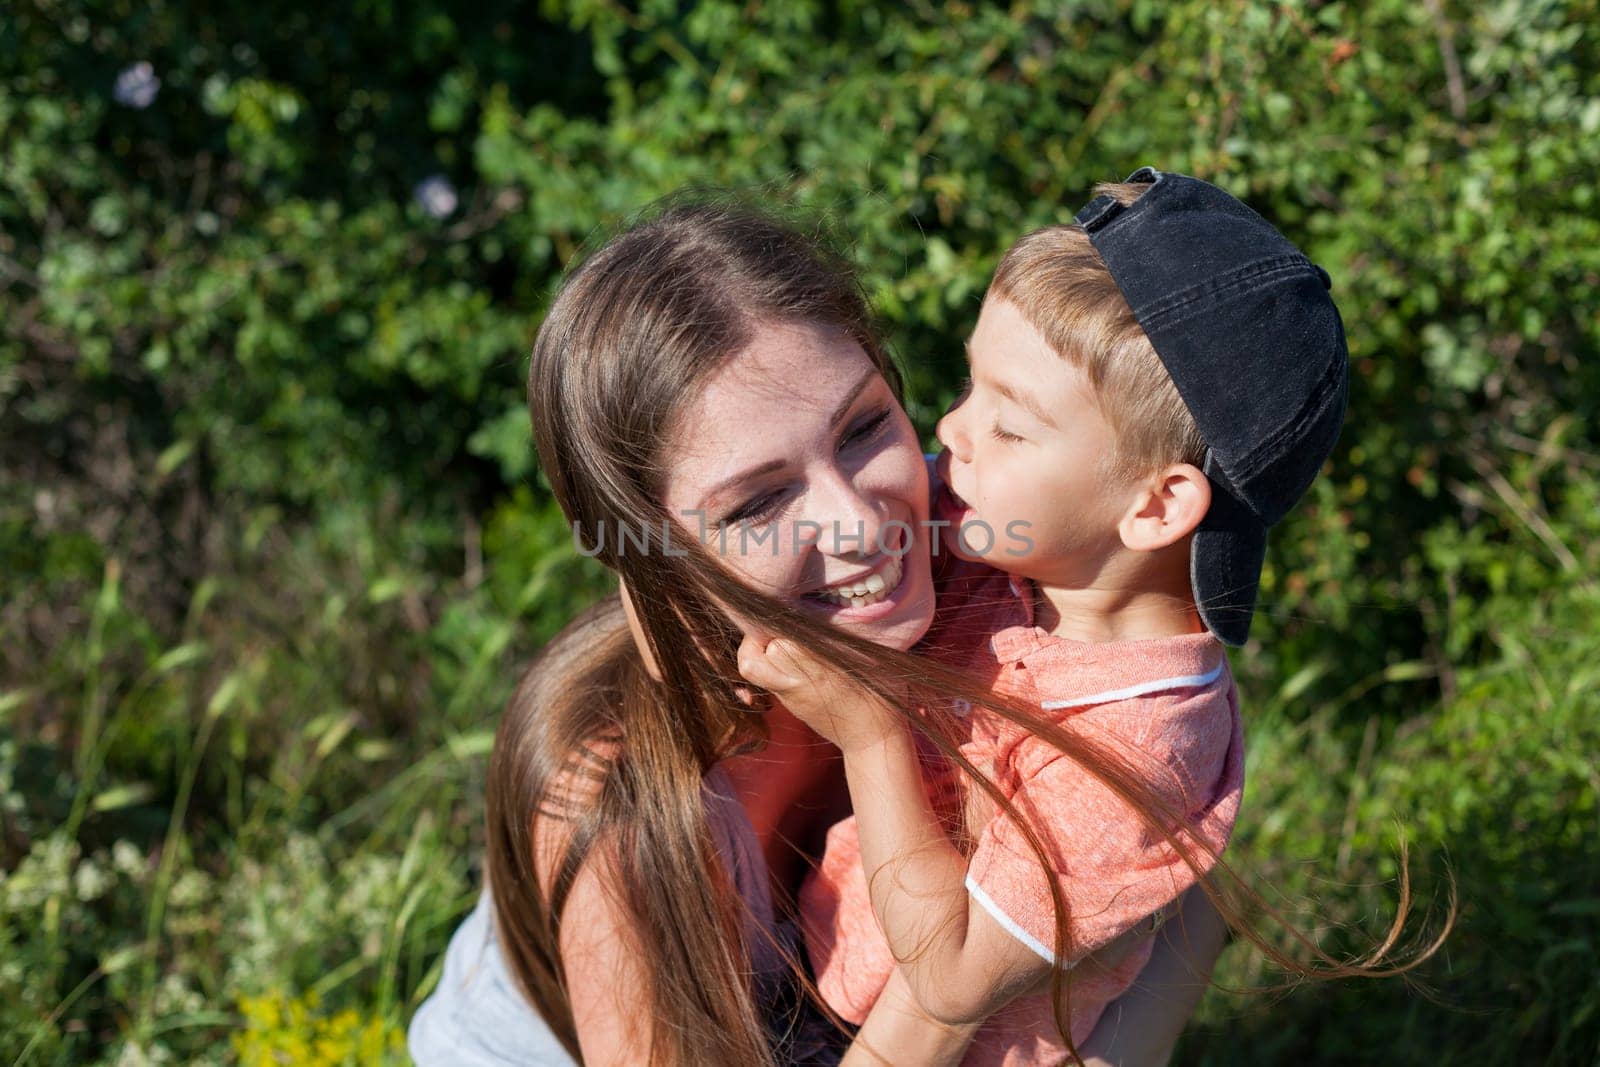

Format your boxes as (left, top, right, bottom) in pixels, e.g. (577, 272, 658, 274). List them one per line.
(964, 874, 1076, 968)
(1039, 661, 1225, 711)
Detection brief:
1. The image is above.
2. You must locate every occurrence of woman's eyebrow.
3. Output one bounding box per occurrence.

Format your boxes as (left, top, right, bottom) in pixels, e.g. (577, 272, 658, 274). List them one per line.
(699, 459, 785, 511)
(828, 367, 879, 426)
(698, 366, 879, 510)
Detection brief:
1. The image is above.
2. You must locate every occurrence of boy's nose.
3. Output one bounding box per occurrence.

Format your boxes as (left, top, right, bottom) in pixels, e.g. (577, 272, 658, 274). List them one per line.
(936, 406, 970, 463)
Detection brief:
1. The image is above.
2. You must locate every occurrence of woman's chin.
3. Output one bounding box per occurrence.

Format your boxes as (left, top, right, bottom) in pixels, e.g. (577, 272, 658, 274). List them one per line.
(798, 553, 935, 651)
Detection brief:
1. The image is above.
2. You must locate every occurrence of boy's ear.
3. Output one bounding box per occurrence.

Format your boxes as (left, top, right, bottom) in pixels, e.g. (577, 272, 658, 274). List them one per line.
(1119, 463, 1212, 552)
(618, 577, 664, 681)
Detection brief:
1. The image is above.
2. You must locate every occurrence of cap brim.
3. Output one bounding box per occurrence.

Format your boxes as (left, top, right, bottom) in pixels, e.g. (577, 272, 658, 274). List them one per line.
(1192, 453, 1268, 647)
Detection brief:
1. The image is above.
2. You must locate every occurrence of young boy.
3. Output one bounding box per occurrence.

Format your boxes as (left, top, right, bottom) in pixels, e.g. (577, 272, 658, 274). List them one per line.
(738, 167, 1350, 1064)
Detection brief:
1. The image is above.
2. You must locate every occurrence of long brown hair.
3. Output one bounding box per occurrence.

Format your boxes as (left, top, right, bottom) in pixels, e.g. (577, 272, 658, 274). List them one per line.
(486, 198, 1450, 1066)
(488, 198, 908, 1065)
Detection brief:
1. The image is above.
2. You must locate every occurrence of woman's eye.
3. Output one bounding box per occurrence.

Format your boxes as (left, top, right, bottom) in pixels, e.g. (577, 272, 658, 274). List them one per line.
(719, 491, 785, 528)
(841, 407, 892, 449)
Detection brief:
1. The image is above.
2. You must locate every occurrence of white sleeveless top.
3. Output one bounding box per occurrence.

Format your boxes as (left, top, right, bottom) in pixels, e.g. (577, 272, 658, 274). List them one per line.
(408, 766, 785, 1065)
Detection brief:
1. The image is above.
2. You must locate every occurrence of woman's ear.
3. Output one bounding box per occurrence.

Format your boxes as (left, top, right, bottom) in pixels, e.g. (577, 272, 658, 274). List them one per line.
(1119, 463, 1212, 552)
(618, 577, 664, 681)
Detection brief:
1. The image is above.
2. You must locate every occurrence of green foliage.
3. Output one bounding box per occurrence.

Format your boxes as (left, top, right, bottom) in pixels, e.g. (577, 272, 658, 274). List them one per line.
(1187, 463, 1600, 1064)
(2, 0, 1597, 1061)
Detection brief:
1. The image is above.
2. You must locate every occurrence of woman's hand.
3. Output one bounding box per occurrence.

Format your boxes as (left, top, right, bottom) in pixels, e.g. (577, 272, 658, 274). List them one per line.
(1078, 887, 1229, 1066)
(735, 633, 904, 752)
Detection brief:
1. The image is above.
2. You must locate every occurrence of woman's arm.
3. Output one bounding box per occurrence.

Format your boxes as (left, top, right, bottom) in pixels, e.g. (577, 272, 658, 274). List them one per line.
(840, 887, 1226, 1067)
(557, 843, 659, 1065)
(543, 843, 985, 1067)
(843, 890, 1227, 1067)
(1078, 887, 1229, 1067)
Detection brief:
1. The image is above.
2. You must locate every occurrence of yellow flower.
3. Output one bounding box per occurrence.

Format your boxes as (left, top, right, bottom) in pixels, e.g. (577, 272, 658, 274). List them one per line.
(232, 990, 405, 1066)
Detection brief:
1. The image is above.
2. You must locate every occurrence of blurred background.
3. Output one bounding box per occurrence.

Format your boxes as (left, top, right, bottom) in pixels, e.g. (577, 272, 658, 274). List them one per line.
(3, 1, 1598, 1063)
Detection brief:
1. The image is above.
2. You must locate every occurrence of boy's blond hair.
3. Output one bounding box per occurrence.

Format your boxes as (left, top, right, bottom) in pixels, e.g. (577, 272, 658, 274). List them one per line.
(990, 181, 1206, 480)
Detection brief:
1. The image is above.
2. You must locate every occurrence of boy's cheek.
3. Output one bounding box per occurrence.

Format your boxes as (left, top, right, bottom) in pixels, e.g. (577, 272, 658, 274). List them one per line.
(941, 527, 991, 565)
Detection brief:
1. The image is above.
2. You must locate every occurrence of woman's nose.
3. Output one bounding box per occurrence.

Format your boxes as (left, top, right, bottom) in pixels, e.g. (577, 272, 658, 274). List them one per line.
(809, 471, 886, 559)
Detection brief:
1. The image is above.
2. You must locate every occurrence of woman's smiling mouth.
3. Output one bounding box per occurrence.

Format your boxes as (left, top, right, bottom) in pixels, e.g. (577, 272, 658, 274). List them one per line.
(807, 554, 905, 610)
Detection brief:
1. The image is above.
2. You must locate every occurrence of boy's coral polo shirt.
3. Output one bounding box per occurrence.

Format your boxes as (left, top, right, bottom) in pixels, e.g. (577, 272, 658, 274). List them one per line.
(798, 555, 1245, 1065)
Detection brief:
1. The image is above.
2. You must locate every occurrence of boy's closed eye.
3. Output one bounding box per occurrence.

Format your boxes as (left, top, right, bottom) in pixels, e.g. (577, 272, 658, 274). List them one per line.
(989, 421, 1025, 444)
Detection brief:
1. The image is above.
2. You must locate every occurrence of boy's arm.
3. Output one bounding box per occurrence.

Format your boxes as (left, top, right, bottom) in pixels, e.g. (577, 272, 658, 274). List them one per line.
(834, 722, 1056, 1023)
(738, 638, 1053, 1025)
(842, 966, 983, 1066)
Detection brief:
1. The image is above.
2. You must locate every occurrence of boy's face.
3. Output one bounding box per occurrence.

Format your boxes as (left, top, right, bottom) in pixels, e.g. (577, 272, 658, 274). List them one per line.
(934, 295, 1139, 585)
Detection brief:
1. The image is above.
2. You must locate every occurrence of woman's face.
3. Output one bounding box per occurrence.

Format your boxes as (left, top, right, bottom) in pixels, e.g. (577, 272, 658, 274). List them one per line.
(661, 319, 937, 651)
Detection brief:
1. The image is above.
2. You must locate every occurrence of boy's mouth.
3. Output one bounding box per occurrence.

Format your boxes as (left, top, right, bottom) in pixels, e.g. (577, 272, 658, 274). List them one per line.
(934, 480, 973, 525)
(932, 452, 975, 522)
(806, 554, 905, 610)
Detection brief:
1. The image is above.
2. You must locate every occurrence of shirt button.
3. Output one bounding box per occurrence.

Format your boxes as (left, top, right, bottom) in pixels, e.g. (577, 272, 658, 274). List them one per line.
(951, 698, 972, 716)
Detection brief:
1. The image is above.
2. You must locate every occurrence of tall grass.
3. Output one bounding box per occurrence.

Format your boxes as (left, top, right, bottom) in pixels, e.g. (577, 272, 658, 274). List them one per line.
(1184, 457, 1600, 1065)
(0, 497, 603, 1064)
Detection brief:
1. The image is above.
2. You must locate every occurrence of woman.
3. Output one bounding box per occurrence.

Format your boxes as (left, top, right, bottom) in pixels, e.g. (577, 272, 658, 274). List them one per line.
(410, 201, 1229, 1066)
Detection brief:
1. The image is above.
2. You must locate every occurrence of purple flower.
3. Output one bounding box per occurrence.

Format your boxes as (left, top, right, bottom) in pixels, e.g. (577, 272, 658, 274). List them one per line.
(113, 62, 160, 109)
(413, 175, 458, 220)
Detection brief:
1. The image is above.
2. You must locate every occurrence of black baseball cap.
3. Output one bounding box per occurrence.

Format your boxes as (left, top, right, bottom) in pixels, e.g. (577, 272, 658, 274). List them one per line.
(1075, 167, 1349, 646)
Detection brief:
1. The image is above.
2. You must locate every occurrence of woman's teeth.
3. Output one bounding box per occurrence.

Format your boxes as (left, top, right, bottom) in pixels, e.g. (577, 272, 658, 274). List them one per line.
(813, 556, 904, 609)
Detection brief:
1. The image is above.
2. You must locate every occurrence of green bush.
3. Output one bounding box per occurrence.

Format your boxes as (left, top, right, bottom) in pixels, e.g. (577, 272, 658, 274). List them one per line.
(1186, 454, 1600, 1064)
(2, 0, 1597, 1062)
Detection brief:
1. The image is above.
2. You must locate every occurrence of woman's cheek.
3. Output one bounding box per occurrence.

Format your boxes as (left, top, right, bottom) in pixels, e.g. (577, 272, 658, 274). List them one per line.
(878, 434, 932, 515)
(721, 527, 806, 596)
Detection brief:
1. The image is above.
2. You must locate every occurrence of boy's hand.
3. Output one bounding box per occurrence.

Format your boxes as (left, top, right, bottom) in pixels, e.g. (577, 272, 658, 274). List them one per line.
(735, 634, 903, 752)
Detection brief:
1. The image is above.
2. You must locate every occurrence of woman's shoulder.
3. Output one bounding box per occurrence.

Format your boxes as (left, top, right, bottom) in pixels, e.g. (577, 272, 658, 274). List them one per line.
(408, 892, 579, 1066)
(498, 595, 635, 895)
(529, 729, 625, 901)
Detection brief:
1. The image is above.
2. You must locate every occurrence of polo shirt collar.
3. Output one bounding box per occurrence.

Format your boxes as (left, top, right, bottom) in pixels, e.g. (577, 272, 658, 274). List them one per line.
(984, 576, 1227, 698)
(986, 574, 1045, 663)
